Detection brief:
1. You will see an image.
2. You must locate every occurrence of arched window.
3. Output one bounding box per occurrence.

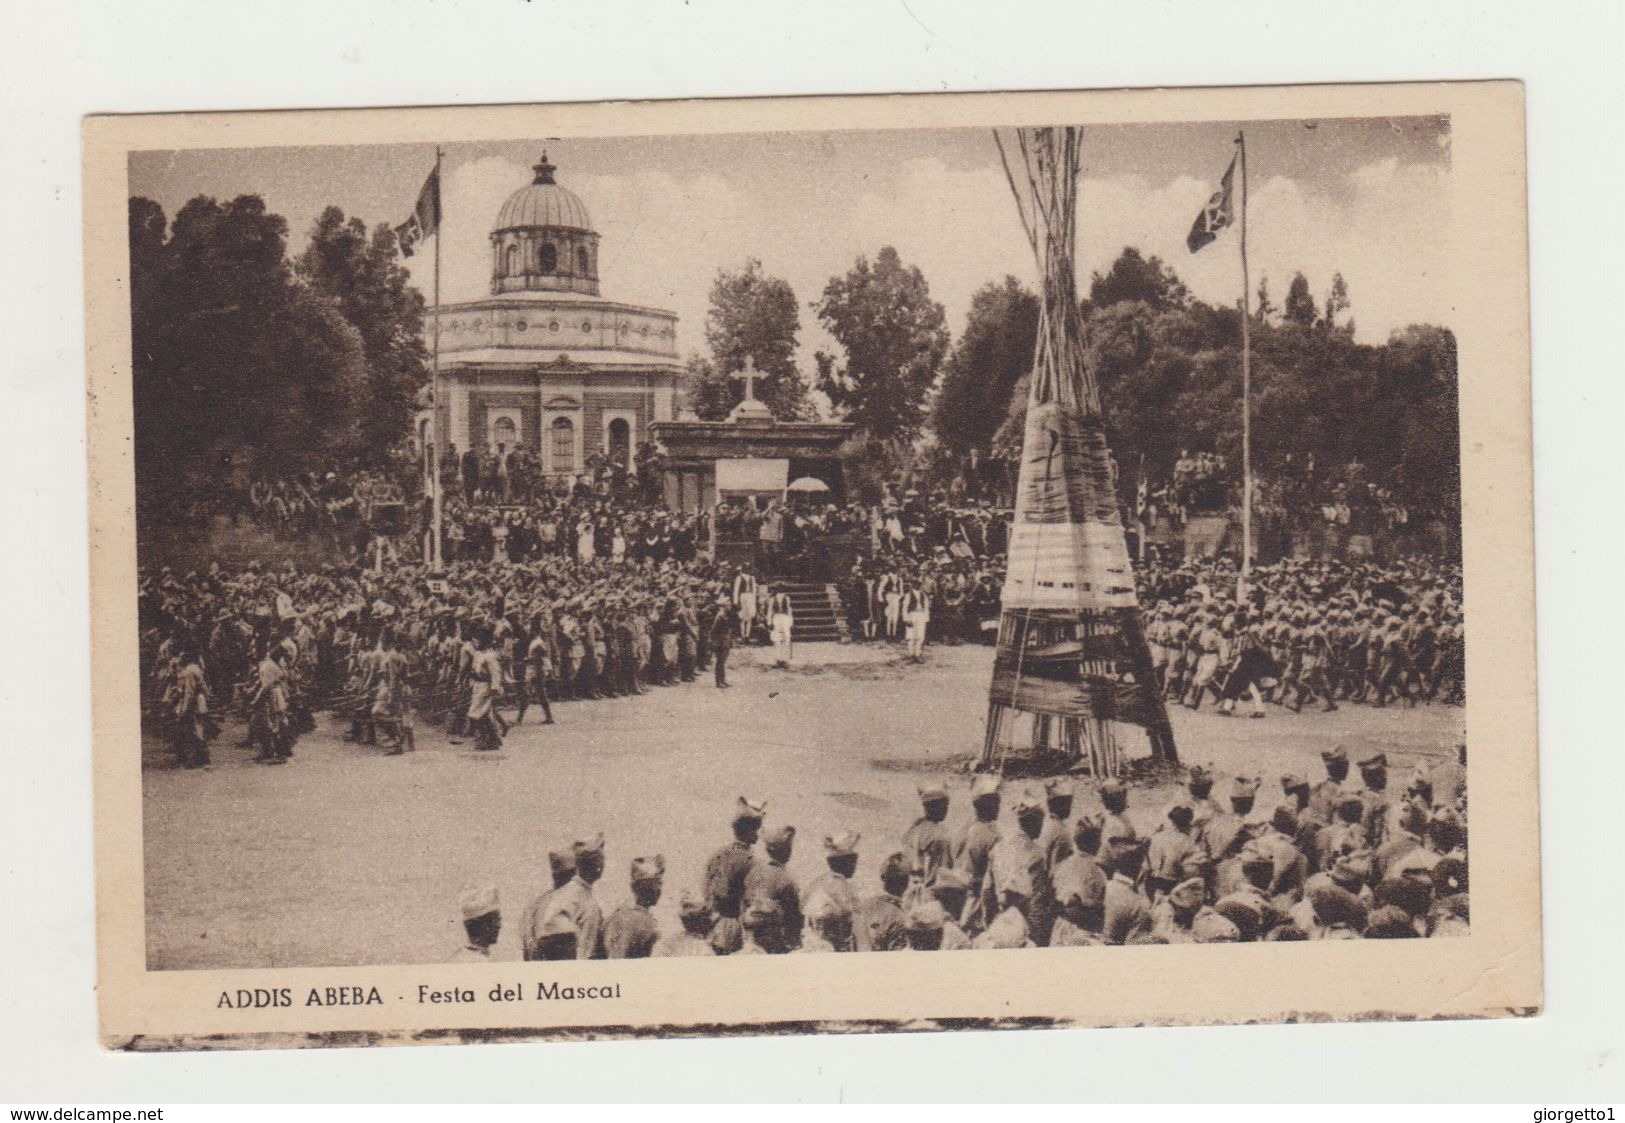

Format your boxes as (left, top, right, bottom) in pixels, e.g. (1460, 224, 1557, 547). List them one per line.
(539, 243, 557, 274)
(607, 417, 631, 467)
(504, 245, 518, 275)
(577, 246, 590, 276)
(491, 415, 517, 452)
(550, 417, 575, 471)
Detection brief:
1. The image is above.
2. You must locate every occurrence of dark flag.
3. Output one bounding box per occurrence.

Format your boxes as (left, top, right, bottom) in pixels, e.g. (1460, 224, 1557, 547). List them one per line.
(1186, 150, 1237, 253)
(394, 166, 442, 258)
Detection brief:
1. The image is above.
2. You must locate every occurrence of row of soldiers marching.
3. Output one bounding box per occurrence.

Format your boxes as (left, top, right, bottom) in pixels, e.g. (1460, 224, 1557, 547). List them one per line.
(1146, 593, 1465, 718)
(148, 576, 764, 767)
(451, 745, 1469, 960)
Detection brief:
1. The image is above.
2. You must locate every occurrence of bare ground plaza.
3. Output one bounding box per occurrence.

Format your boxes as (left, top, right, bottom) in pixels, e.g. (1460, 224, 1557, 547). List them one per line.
(142, 641, 1464, 971)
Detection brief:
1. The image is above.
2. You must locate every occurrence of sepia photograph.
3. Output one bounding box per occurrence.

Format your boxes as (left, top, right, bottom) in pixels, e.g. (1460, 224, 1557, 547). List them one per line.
(81, 82, 1539, 1049)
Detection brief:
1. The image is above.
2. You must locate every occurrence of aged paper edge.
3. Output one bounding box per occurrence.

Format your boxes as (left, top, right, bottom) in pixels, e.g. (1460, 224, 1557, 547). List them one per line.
(83, 80, 1539, 1050)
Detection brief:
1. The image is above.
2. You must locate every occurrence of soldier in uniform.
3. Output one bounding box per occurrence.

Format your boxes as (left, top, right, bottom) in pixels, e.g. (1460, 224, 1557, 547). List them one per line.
(652, 891, 716, 957)
(805, 832, 863, 951)
(521, 848, 578, 961)
(1184, 765, 1223, 832)
(169, 642, 214, 769)
(854, 852, 910, 952)
(1049, 820, 1109, 947)
(546, 833, 607, 960)
(952, 774, 1002, 936)
(1038, 777, 1076, 873)
(452, 885, 502, 962)
(798, 888, 853, 953)
(901, 901, 950, 951)
(1096, 779, 1135, 871)
(1356, 752, 1393, 852)
(1307, 745, 1352, 826)
(703, 797, 765, 955)
(1200, 777, 1260, 897)
(737, 896, 792, 955)
(989, 789, 1056, 945)
(516, 610, 556, 725)
(604, 855, 665, 959)
(1150, 875, 1210, 944)
(466, 627, 506, 752)
(709, 595, 739, 688)
(1146, 801, 1208, 902)
(924, 868, 973, 950)
(743, 826, 802, 951)
(1101, 834, 1153, 946)
(901, 782, 953, 906)
(1213, 844, 1294, 941)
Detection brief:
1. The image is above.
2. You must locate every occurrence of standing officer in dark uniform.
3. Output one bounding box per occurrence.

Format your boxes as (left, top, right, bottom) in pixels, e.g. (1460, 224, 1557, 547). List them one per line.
(709, 595, 739, 688)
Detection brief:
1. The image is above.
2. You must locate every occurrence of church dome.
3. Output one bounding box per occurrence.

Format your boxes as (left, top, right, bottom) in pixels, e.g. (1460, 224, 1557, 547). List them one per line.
(494, 153, 592, 232)
(489, 153, 602, 297)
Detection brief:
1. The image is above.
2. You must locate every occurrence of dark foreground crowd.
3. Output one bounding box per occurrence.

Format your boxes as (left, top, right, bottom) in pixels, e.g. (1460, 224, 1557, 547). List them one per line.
(452, 746, 1469, 961)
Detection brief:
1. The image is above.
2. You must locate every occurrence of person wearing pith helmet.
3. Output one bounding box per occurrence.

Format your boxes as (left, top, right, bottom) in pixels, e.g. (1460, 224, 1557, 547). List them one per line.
(521, 847, 578, 961)
(952, 774, 1002, 936)
(855, 851, 911, 952)
(453, 884, 502, 962)
(743, 825, 802, 951)
(804, 831, 862, 951)
(546, 833, 607, 960)
(1185, 765, 1222, 830)
(797, 888, 853, 954)
(1307, 745, 1351, 827)
(703, 796, 765, 955)
(1096, 778, 1135, 872)
(901, 900, 950, 951)
(925, 868, 973, 950)
(1356, 751, 1393, 851)
(903, 780, 954, 902)
(604, 854, 665, 959)
(652, 891, 716, 958)
(737, 896, 791, 955)
(1038, 777, 1077, 873)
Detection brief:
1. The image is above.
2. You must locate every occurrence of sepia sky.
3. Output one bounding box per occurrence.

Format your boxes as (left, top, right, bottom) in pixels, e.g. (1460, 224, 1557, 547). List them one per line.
(129, 115, 1451, 361)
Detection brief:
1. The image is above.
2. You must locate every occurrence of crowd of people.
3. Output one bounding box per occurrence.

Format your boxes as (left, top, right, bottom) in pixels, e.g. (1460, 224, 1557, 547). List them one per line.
(1145, 453, 1427, 538)
(143, 489, 1464, 773)
(1140, 555, 1465, 716)
(140, 550, 755, 767)
(452, 745, 1470, 960)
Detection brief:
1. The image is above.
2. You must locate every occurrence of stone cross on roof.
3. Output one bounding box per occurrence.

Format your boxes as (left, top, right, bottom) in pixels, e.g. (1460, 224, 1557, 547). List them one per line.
(731, 356, 763, 403)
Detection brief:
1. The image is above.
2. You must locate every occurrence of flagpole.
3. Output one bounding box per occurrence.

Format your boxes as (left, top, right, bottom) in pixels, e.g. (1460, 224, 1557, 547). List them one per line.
(1237, 130, 1253, 586)
(430, 144, 444, 571)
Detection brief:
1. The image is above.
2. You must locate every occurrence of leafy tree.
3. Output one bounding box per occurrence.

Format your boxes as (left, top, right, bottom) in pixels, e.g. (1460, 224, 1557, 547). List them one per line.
(684, 258, 811, 420)
(1283, 271, 1318, 327)
(813, 246, 950, 441)
(129, 194, 371, 527)
(929, 276, 1038, 456)
(1088, 247, 1189, 311)
(296, 207, 428, 458)
(1321, 271, 1351, 332)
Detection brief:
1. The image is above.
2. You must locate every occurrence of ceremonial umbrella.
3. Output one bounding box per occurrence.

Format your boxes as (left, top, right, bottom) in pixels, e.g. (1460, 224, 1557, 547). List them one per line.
(786, 477, 830, 494)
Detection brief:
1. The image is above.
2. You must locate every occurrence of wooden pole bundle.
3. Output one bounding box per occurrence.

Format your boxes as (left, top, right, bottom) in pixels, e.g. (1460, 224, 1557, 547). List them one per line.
(979, 126, 1178, 775)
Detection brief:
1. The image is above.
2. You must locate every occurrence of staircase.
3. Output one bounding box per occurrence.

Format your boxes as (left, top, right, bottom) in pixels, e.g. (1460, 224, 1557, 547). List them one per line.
(777, 582, 847, 643)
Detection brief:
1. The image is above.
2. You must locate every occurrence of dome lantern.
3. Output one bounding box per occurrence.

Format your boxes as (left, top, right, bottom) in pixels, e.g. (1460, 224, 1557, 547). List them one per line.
(490, 151, 601, 297)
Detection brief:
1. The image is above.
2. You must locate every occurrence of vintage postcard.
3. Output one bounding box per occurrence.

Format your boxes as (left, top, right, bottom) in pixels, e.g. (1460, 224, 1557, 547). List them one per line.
(84, 81, 1538, 1050)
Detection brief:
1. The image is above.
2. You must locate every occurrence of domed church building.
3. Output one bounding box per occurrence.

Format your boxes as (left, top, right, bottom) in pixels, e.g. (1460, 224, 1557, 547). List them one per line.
(425, 153, 682, 479)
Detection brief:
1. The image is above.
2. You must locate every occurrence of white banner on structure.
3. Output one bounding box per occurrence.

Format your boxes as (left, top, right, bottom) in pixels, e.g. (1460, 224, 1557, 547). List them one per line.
(715, 457, 789, 494)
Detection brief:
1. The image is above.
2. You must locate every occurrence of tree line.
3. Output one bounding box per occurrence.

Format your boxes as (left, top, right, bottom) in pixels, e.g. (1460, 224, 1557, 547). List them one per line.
(128, 195, 426, 523)
(127, 189, 1459, 527)
(686, 244, 1458, 520)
